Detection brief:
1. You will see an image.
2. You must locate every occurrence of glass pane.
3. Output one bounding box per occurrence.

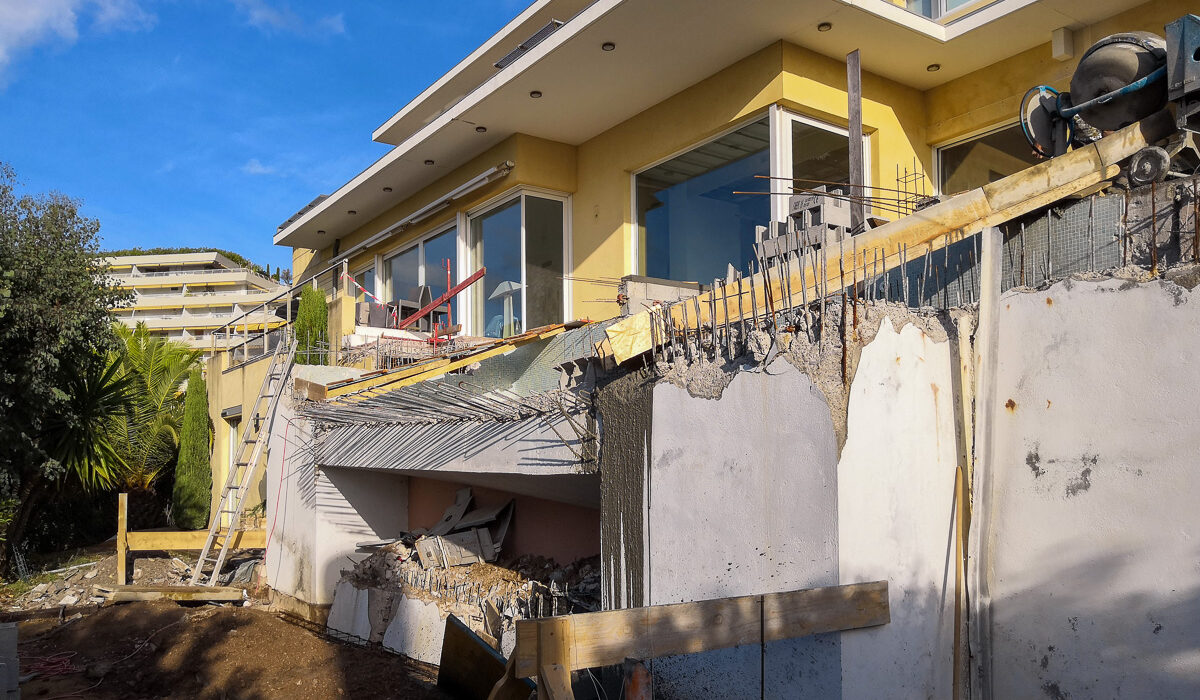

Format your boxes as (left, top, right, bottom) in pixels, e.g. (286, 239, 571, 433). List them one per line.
(791, 120, 851, 191)
(525, 196, 564, 329)
(386, 246, 420, 304)
(471, 199, 523, 338)
(422, 228, 458, 328)
(353, 268, 375, 303)
(637, 117, 770, 284)
(939, 124, 1040, 195)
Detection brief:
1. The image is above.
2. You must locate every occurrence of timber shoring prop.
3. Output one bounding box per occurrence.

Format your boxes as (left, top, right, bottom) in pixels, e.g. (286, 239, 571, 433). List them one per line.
(601, 111, 1176, 364)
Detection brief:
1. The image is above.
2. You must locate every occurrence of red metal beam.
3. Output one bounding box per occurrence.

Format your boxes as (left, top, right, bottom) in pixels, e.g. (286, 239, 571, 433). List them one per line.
(395, 266, 486, 331)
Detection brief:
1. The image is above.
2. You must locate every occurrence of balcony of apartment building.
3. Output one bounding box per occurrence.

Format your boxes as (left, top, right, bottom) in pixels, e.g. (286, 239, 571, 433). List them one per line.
(110, 266, 276, 290)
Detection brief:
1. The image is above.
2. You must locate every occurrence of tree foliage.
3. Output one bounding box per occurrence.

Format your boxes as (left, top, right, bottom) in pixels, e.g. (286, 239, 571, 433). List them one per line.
(0, 163, 131, 562)
(295, 285, 328, 365)
(173, 367, 212, 530)
(100, 246, 291, 282)
(109, 323, 202, 494)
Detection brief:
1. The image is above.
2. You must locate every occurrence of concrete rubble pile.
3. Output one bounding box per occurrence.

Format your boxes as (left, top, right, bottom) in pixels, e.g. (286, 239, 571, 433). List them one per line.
(6, 554, 190, 612)
(336, 540, 600, 653)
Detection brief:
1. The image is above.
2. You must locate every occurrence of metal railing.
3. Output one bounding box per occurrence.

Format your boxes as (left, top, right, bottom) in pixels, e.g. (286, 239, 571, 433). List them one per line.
(111, 267, 257, 278)
(216, 260, 347, 370)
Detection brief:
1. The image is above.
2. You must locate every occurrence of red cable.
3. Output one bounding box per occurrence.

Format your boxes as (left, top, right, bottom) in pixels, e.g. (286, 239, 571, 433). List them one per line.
(263, 418, 291, 563)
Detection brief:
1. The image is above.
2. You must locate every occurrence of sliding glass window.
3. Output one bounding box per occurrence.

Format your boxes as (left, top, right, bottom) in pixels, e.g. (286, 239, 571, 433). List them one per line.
(470, 193, 567, 338)
(635, 110, 851, 284)
(938, 124, 1039, 195)
(382, 225, 460, 328)
(636, 117, 770, 284)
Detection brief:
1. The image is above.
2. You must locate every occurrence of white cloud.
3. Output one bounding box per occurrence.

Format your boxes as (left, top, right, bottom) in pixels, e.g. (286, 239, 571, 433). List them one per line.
(231, 0, 344, 37)
(241, 158, 276, 175)
(0, 0, 155, 83)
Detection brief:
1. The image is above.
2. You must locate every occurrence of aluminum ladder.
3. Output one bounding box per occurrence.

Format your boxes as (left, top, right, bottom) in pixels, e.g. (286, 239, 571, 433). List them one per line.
(190, 337, 296, 586)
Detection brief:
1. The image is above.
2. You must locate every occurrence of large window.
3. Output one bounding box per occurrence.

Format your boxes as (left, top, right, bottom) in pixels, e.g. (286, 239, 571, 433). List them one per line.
(635, 110, 852, 284)
(383, 226, 460, 325)
(938, 124, 1040, 195)
(352, 267, 375, 302)
(470, 193, 566, 338)
(637, 117, 770, 284)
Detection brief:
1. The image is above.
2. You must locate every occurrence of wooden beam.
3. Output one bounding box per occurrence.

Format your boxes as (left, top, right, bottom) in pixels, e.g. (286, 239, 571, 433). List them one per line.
(116, 493, 128, 586)
(100, 585, 246, 603)
(126, 529, 266, 552)
(514, 580, 888, 679)
(331, 325, 568, 402)
(601, 111, 1177, 364)
(847, 48, 865, 234)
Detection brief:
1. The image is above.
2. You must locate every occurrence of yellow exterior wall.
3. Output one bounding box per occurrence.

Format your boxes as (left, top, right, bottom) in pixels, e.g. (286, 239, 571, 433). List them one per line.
(570, 41, 927, 322)
(925, 0, 1191, 146)
(206, 352, 271, 527)
(284, 1, 1187, 331)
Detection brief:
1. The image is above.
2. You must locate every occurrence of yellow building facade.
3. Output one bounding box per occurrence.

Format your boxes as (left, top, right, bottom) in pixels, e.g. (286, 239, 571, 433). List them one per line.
(209, 0, 1185, 522)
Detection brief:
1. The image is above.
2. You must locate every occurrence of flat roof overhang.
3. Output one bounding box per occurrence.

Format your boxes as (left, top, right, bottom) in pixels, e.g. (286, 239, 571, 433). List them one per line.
(275, 0, 1147, 250)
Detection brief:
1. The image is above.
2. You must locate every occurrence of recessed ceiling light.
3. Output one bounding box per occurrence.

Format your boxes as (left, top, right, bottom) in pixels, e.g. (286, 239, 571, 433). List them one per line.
(347, 210, 357, 215)
(927, 63, 941, 72)
(601, 42, 616, 51)
(424, 159, 435, 165)
(382, 186, 393, 192)
(317, 230, 326, 235)
(817, 22, 832, 32)
(475, 126, 487, 133)
(529, 90, 542, 98)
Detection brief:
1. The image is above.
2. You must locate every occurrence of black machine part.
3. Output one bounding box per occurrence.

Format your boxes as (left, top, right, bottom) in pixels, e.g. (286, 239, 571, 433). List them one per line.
(1069, 32, 1168, 131)
(1128, 146, 1171, 186)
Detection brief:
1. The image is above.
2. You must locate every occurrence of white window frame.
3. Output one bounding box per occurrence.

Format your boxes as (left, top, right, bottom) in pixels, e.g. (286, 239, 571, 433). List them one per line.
(629, 106, 861, 277)
(464, 186, 572, 337)
(932, 120, 1022, 197)
(379, 219, 459, 305)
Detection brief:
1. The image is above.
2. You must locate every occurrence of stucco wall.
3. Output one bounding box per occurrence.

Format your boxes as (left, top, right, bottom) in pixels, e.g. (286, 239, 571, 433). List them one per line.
(837, 319, 958, 699)
(980, 277, 1200, 698)
(638, 315, 959, 699)
(265, 374, 410, 606)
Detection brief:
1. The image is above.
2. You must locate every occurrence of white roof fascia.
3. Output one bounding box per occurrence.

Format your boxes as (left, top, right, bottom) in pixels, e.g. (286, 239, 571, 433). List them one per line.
(275, 0, 627, 247)
(373, 0, 568, 144)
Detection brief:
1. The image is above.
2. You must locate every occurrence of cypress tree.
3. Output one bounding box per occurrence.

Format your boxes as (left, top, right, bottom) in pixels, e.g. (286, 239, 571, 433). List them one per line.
(295, 285, 328, 365)
(172, 367, 211, 529)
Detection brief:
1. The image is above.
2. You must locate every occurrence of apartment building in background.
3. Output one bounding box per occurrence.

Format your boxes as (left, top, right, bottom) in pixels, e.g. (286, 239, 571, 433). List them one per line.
(107, 251, 285, 358)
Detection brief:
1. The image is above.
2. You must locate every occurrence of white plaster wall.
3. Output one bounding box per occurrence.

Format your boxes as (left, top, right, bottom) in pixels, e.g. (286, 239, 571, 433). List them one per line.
(648, 362, 841, 699)
(264, 393, 320, 604)
(266, 375, 410, 606)
(382, 595, 449, 665)
(983, 278, 1200, 698)
(837, 318, 958, 700)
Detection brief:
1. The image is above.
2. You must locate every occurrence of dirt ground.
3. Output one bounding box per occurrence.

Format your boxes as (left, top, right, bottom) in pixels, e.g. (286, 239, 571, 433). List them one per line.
(18, 601, 449, 699)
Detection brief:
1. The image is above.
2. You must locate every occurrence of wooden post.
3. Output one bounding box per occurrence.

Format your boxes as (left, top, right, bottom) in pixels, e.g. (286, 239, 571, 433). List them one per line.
(847, 48, 865, 235)
(537, 616, 574, 700)
(116, 493, 128, 586)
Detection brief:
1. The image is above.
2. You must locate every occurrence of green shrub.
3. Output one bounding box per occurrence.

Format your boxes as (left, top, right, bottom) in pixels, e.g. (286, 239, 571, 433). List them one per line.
(295, 285, 328, 365)
(172, 368, 212, 529)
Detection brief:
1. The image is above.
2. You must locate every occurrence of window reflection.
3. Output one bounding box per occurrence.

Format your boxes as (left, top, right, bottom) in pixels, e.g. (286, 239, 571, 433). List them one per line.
(637, 118, 770, 284)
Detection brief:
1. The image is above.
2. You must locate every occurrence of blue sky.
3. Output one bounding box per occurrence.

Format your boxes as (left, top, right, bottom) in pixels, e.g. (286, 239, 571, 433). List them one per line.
(0, 0, 528, 272)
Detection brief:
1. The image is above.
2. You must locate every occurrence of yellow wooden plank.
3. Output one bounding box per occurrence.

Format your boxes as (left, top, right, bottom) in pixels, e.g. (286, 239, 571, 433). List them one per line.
(603, 112, 1176, 364)
(105, 585, 246, 602)
(116, 493, 128, 586)
(125, 529, 266, 551)
(515, 581, 889, 677)
(330, 325, 568, 402)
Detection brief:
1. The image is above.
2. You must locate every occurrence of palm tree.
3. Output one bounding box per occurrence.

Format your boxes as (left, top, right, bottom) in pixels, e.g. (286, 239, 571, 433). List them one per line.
(110, 323, 202, 528)
(4, 354, 134, 556)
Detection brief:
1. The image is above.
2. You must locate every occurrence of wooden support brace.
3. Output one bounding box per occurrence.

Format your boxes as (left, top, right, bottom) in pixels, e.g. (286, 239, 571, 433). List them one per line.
(514, 580, 889, 683)
(116, 493, 128, 586)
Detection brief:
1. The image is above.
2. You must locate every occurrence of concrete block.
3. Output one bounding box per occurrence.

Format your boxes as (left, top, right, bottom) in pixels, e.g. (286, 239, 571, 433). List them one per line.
(326, 581, 370, 644)
(382, 595, 446, 665)
(366, 587, 397, 644)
